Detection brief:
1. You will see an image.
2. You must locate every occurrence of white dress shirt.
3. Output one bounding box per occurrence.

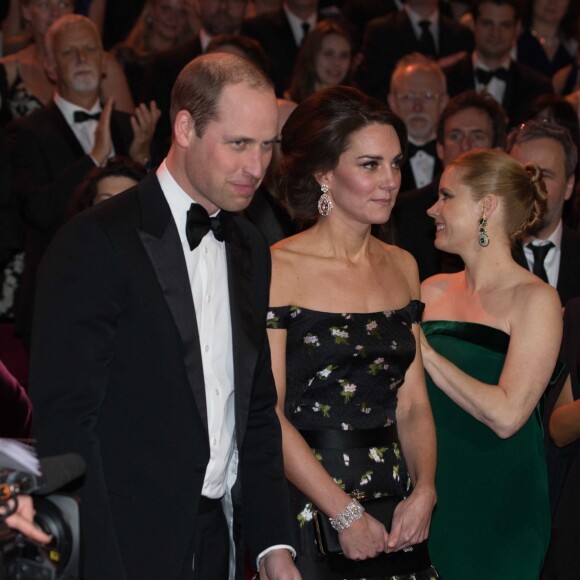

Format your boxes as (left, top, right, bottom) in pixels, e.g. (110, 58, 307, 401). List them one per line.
(157, 161, 235, 499)
(472, 53, 511, 105)
(405, 5, 440, 53)
(54, 92, 103, 157)
(408, 140, 436, 188)
(522, 221, 563, 289)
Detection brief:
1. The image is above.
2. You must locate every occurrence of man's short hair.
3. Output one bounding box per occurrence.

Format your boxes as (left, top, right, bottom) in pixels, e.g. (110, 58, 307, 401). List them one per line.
(170, 52, 274, 137)
(472, 0, 521, 22)
(389, 52, 447, 96)
(45, 14, 102, 62)
(436, 90, 508, 149)
(507, 120, 578, 179)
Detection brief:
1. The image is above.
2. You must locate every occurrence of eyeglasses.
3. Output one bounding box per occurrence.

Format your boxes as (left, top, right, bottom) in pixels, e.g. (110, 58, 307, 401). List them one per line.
(396, 91, 439, 105)
(31, 0, 74, 10)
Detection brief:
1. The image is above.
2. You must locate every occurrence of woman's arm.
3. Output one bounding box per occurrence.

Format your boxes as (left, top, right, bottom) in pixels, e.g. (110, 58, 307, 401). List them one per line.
(267, 326, 388, 560)
(549, 376, 580, 447)
(421, 282, 562, 438)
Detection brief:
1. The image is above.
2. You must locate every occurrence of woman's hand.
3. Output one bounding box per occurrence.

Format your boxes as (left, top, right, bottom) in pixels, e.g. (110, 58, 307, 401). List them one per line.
(339, 512, 388, 560)
(386, 485, 436, 553)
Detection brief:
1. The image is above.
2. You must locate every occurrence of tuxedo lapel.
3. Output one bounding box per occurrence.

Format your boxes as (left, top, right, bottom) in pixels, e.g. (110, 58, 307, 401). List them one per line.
(226, 220, 258, 442)
(137, 174, 209, 431)
(47, 102, 85, 158)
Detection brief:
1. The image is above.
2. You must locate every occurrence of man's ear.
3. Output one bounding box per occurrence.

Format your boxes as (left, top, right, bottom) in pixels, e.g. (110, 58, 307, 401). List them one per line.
(564, 174, 575, 201)
(387, 92, 397, 113)
(436, 141, 444, 163)
(174, 110, 195, 148)
(44, 55, 57, 84)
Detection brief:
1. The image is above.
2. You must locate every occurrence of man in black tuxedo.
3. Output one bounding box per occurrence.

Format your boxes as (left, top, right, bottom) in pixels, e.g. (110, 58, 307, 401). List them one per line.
(241, 0, 319, 96)
(508, 120, 580, 307)
(140, 0, 248, 154)
(393, 90, 507, 280)
(5, 14, 159, 349)
(444, 0, 552, 128)
(356, 0, 473, 100)
(29, 52, 300, 580)
(388, 53, 449, 193)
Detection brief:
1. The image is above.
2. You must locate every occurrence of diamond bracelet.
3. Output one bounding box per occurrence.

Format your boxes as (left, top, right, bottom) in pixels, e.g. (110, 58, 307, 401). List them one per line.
(329, 498, 365, 532)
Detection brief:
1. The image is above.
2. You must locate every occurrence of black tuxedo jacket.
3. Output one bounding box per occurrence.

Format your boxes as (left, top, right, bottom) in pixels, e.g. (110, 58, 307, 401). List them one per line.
(393, 179, 442, 281)
(356, 10, 473, 100)
(444, 54, 553, 127)
(5, 102, 134, 340)
(512, 225, 580, 307)
(241, 9, 300, 97)
(140, 36, 203, 156)
(29, 173, 292, 579)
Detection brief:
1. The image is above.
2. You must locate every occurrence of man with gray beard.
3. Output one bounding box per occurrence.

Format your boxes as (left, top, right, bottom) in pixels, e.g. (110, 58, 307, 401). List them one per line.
(5, 14, 159, 349)
(141, 0, 249, 153)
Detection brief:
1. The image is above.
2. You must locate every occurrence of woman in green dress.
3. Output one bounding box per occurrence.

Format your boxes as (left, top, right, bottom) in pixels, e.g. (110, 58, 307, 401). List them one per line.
(420, 149, 562, 579)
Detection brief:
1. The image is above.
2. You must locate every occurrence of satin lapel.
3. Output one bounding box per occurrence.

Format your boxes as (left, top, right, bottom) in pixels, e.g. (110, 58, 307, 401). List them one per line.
(226, 221, 258, 442)
(47, 103, 85, 158)
(136, 175, 208, 431)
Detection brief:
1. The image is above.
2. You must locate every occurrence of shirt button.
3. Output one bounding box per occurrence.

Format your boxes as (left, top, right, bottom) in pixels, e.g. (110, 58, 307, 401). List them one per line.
(204, 247, 209, 254)
(212, 438, 217, 446)
(206, 295, 211, 303)
(215, 389, 220, 396)
(204, 345, 209, 352)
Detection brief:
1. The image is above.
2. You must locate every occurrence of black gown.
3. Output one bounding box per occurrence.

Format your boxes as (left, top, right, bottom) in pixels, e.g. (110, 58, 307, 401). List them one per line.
(267, 300, 439, 579)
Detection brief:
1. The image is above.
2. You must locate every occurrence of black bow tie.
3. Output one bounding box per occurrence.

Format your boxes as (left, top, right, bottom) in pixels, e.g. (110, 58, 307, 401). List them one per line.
(475, 67, 509, 85)
(407, 140, 437, 159)
(73, 110, 101, 123)
(185, 203, 232, 250)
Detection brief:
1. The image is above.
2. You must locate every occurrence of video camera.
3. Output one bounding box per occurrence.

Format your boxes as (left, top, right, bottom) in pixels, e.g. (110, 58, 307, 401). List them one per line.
(0, 443, 85, 580)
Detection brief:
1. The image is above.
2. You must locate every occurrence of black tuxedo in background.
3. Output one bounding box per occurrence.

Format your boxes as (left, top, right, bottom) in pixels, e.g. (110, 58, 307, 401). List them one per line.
(393, 179, 443, 281)
(444, 55, 553, 127)
(512, 225, 580, 307)
(29, 173, 292, 579)
(4, 102, 134, 343)
(140, 37, 203, 156)
(241, 9, 301, 97)
(356, 10, 473, 100)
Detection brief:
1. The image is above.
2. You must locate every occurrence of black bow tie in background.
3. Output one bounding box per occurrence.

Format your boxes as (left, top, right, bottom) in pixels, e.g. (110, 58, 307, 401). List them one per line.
(475, 67, 509, 85)
(185, 203, 232, 250)
(407, 140, 437, 159)
(73, 110, 101, 123)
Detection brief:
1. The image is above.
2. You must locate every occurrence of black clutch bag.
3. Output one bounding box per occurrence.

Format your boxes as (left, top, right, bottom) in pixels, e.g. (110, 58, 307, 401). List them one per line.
(313, 492, 432, 576)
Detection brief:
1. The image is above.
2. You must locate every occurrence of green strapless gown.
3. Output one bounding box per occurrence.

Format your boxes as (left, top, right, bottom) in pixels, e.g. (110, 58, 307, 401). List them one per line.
(423, 321, 550, 580)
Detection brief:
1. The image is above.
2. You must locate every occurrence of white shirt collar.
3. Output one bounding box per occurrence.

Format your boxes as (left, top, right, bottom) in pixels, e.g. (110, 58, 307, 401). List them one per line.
(284, 4, 317, 46)
(472, 52, 512, 72)
(53, 92, 101, 127)
(405, 4, 439, 43)
(199, 28, 212, 52)
(523, 219, 563, 250)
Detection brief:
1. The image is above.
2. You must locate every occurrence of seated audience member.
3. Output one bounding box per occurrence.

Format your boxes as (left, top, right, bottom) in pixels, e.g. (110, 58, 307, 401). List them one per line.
(0, 357, 32, 438)
(542, 297, 580, 579)
(444, 0, 553, 128)
(241, 0, 321, 96)
(388, 53, 449, 192)
(393, 90, 507, 280)
(206, 33, 271, 76)
(0, 0, 135, 123)
(523, 93, 580, 229)
(517, 0, 578, 95)
(286, 19, 352, 104)
(508, 120, 580, 306)
(421, 149, 560, 580)
(5, 14, 159, 350)
(356, 0, 473, 100)
(244, 99, 297, 245)
(112, 0, 193, 102)
(67, 156, 147, 218)
(141, 0, 247, 155)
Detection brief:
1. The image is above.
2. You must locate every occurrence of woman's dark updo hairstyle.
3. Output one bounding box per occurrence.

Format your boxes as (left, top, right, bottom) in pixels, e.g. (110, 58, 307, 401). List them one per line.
(448, 149, 547, 242)
(279, 86, 407, 227)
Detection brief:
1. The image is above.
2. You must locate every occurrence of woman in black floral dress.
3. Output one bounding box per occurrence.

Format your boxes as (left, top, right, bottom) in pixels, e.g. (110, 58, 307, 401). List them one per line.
(266, 86, 439, 579)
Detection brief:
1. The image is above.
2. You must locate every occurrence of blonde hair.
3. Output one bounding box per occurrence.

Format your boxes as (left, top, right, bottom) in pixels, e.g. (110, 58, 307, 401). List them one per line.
(448, 149, 547, 241)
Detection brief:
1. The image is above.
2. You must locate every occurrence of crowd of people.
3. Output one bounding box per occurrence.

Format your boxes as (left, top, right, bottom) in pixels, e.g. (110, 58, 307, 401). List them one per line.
(1, 0, 580, 579)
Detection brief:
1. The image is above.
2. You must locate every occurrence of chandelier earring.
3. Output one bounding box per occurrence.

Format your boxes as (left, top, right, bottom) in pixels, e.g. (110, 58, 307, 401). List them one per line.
(478, 211, 489, 247)
(318, 183, 333, 216)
